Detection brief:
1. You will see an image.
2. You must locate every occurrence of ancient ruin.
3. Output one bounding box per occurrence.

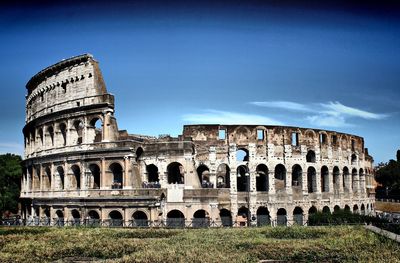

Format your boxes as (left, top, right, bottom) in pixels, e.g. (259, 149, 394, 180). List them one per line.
(21, 54, 375, 227)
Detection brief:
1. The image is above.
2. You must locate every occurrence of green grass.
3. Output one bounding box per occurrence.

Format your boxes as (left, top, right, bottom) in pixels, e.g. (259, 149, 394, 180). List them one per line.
(0, 226, 399, 262)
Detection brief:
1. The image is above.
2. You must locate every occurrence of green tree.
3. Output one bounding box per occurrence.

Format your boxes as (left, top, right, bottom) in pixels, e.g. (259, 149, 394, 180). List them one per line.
(375, 149, 400, 199)
(0, 154, 22, 217)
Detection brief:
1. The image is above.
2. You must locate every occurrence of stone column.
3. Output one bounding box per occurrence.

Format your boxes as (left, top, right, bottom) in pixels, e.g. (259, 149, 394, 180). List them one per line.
(316, 171, 322, 194)
(328, 170, 334, 194)
(101, 158, 106, 189)
(50, 163, 54, 191)
(64, 161, 68, 190)
(268, 171, 275, 194)
(285, 165, 292, 195)
(39, 164, 43, 191)
(124, 156, 130, 189)
(302, 171, 308, 195)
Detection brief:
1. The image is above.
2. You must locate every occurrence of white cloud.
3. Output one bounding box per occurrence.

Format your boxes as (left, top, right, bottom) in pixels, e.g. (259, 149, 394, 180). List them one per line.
(250, 100, 388, 128)
(321, 101, 387, 120)
(182, 110, 284, 125)
(250, 101, 312, 112)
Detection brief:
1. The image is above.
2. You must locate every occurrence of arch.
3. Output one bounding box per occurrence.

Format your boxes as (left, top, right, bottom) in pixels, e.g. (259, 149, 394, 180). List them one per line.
(292, 164, 302, 188)
(55, 210, 64, 226)
(351, 154, 357, 165)
(305, 129, 316, 144)
(334, 205, 340, 213)
(89, 163, 100, 189)
(59, 123, 67, 146)
(321, 166, 329, 192)
(71, 209, 81, 225)
(88, 210, 100, 219)
(132, 211, 148, 227)
(87, 210, 100, 226)
(352, 168, 358, 192)
(277, 208, 287, 226)
(110, 163, 123, 189)
(43, 167, 51, 190)
(56, 166, 64, 190)
(109, 210, 123, 227)
(73, 120, 84, 145)
(293, 207, 304, 225)
(135, 147, 144, 162)
(70, 165, 81, 189)
(236, 148, 249, 162)
(274, 164, 286, 191)
(89, 117, 103, 142)
(197, 164, 211, 188)
(353, 204, 359, 214)
(306, 150, 316, 163)
(307, 167, 317, 193)
(361, 204, 365, 215)
(256, 207, 270, 226)
(237, 206, 249, 227)
(344, 205, 351, 212)
(219, 209, 232, 227)
(38, 128, 44, 146)
(166, 210, 185, 228)
(146, 164, 159, 183)
(333, 166, 340, 191)
(308, 206, 317, 215)
(192, 209, 209, 228)
(47, 126, 54, 146)
(216, 164, 230, 188)
(237, 165, 249, 192)
(256, 164, 268, 192)
(343, 167, 350, 192)
(322, 206, 331, 214)
(167, 162, 184, 184)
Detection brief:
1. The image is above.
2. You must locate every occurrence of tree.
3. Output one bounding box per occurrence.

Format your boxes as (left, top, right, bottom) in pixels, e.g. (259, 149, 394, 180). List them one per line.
(0, 154, 22, 217)
(375, 149, 400, 199)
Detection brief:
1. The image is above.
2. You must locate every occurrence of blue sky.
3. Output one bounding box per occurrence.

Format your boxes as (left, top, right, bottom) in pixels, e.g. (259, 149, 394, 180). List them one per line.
(0, 1, 399, 163)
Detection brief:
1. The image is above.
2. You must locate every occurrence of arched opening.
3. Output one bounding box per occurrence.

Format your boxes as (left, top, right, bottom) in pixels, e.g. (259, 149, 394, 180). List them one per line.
(42, 207, 50, 225)
(359, 168, 365, 192)
(193, 209, 209, 228)
(237, 165, 249, 192)
(216, 164, 230, 188)
(89, 164, 100, 189)
(197, 165, 212, 188)
(361, 204, 365, 215)
(166, 210, 185, 228)
(87, 210, 100, 226)
(146, 164, 160, 187)
(308, 206, 317, 215)
(56, 166, 64, 190)
(333, 166, 340, 192)
(70, 165, 81, 190)
(293, 207, 304, 225)
(73, 120, 84, 145)
(48, 126, 54, 146)
(277, 208, 287, 226)
(256, 164, 268, 192)
(55, 210, 64, 226)
(256, 207, 270, 226)
(167, 162, 184, 184)
(306, 150, 316, 163)
(237, 206, 249, 227)
(344, 205, 351, 212)
(236, 148, 249, 162)
(334, 205, 340, 213)
(33, 166, 41, 190)
(71, 209, 81, 225)
(353, 204, 359, 214)
(110, 163, 123, 189)
(321, 166, 329, 192)
(135, 147, 144, 162)
(109, 210, 123, 227)
(219, 209, 232, 227)
(89, 117, 103, 142)
(59, 123, 67, 146)
(44, 167, 51, 190)
(343, 167, 350, 192)
(351, 154, 357, 165)
(132, 211, 148, 227)
(322, 206, 331, 214)
(38, 128, 44, 146)
(352, 168, 358, 192)
(292, 164, 302, 188)
(307, 167, 317, 193)
(274, 164, 286, 191)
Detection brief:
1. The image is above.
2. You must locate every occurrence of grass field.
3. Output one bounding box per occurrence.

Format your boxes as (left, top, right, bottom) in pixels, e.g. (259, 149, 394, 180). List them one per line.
(0, 226, 399, 263)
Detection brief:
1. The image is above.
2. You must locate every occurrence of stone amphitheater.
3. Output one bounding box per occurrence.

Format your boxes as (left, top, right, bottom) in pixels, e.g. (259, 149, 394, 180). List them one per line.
(21, 54, 376, 227)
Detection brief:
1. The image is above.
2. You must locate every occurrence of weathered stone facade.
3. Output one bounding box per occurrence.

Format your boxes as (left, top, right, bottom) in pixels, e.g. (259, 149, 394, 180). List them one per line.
(21, 54, 375, 226)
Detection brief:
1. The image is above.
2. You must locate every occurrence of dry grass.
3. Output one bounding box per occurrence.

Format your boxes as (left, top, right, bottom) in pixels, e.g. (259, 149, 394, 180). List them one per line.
(0, 226, 399, 263)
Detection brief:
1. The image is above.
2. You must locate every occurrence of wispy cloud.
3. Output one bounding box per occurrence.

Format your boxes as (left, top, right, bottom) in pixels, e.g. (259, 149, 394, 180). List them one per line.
(251, 100, 388, 128)
(182, 110, 284, 125)
(250, 101, 312, 112)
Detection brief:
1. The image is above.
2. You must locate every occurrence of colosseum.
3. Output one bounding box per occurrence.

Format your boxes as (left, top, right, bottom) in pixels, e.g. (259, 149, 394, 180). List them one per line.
(21, 54, 376, 227)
